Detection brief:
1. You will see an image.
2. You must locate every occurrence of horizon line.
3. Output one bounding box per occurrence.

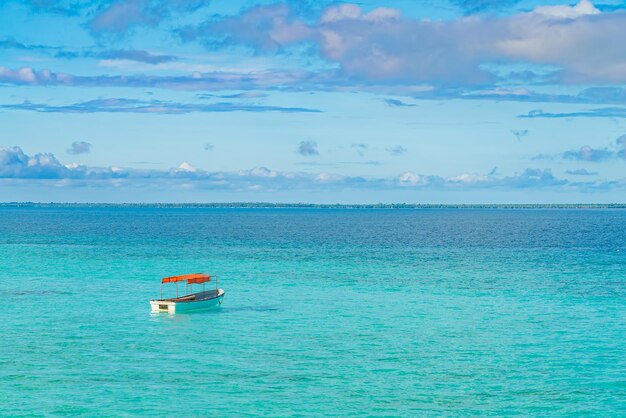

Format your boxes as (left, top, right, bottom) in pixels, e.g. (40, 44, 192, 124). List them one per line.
(2, 202, 626, 209)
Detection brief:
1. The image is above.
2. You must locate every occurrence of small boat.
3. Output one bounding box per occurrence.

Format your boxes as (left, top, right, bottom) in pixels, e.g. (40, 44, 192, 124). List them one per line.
(150, 273, 224, 313)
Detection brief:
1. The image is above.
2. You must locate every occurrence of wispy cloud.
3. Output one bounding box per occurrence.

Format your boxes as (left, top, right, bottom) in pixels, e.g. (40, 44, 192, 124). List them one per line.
(4, 62, 626, 106)
(298, 161, 381, 167)
(67, 141, 92, 155)
(351, 143, 367, 156)
(298, 139, 319, 156)
(387, 145, 407, 156)
(0, 98, 320, 114)
(1, 38, 179, 65)
(87, 0, 207, 35)
(511, 129, 529, 141)
(520, 107, 626, 119)
(199, 92, 269, 100)
(0, 38, 54, 52)
(384, 98, 415, 107)
(450, 0, 522, 15)
(565, 168, 597, 176)
(13, 0, 83, 15)
(0, 65, 324, 91)
(90, 49, 178, 64)
(405, 86, 626, 106)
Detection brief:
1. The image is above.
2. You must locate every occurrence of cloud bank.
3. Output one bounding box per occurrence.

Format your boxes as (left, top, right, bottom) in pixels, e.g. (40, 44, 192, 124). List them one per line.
(1, 146, 622, 193)
(6, 1, 626, 93)
(180, 1, 626, 85)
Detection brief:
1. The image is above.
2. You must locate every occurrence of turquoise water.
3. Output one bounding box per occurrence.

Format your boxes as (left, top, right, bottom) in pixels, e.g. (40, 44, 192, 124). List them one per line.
(0, 207, 624, 416)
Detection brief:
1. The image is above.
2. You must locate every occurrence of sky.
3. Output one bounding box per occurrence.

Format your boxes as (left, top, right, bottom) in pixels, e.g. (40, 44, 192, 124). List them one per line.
(1, 0, 626, 203)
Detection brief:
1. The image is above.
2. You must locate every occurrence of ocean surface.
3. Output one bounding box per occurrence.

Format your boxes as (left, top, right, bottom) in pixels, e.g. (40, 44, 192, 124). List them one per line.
(0, 207, 624, 416)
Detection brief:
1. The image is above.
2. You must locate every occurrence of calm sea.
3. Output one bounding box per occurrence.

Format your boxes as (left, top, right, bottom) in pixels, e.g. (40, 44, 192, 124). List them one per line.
(0, 207, 624, 416)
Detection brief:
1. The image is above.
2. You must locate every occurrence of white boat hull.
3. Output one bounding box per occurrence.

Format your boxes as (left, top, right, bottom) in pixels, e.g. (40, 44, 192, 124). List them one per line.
(150, 289, 224, 314)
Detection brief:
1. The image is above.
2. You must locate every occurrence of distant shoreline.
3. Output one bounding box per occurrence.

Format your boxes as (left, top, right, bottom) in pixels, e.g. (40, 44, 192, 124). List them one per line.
(1, 202, 625, 209)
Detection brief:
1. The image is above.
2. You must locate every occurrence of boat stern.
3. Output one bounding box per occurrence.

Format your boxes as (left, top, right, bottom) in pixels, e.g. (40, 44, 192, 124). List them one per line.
(150, 300, 176, 314)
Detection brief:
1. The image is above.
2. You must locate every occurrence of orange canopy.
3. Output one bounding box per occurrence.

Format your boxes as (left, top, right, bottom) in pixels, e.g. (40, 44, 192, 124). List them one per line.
(161, 273, 211, 284)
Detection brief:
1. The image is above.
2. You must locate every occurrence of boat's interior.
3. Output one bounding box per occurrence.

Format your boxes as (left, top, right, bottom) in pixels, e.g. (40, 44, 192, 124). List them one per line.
(160, 289, 222, 303)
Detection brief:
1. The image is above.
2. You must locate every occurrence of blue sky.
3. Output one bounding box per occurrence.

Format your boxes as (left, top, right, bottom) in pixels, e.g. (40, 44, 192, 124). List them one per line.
(1, 0, 626, 203)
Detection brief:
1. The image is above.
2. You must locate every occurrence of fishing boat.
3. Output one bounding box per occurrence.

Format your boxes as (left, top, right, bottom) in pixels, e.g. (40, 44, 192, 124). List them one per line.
(150, 273, 224, 313)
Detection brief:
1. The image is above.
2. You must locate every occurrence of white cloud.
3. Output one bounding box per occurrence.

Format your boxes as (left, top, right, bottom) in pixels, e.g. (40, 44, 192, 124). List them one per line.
(533, 0, 599, 19)
(177, 162, 197, 172)
(447, 173, 489, 184)
(0, 146, 68, 179)
(398, 171, 424, 186)
(0, 66, 39, 84)
(316, 172, 345, 182)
